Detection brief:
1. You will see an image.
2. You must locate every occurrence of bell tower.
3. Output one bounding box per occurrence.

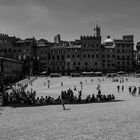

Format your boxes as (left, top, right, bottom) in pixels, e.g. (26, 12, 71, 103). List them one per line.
(94, 24, 101, 37)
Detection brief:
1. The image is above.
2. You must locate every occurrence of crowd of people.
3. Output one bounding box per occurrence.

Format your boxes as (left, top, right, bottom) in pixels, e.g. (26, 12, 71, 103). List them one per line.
(1, 85, 115, 106)
(2, 89, 36, 105)
(1, 73, 140, 107)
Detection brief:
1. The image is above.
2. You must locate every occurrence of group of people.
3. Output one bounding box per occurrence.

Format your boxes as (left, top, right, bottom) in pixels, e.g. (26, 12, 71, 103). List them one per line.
(61, 88, 82, 109)
(60, 87, 115, 110)
(128, 86, 140, 96)
(2, 89, 36, 105)
(2, 74, 140, 109)
(117, 85, 125, 93)
(85, 92, 115, 103)
(1, 85, 115, 107)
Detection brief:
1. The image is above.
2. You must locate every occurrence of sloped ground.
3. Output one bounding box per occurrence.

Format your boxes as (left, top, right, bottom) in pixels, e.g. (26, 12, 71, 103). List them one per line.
(0, 76, 140, 140)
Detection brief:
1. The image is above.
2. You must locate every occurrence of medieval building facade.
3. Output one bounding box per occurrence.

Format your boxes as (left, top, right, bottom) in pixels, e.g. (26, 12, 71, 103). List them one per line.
(0, 25, 136, 77)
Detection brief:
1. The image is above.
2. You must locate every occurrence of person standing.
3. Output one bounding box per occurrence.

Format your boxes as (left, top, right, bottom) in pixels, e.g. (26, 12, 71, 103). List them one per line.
(74, 85, 77, 91)
(117, 85, 120, 93)
(97, 84, 101, 90)
(44, 81, 46, 86)
(61, 82, 63, 87)
(122, 85, 124, 92)
(78, 90, 82, 102)
(61, 91, 65, 110)
(129, 86, 132, 94)
(138, 87, 140, 96)
(98, 89, 101, 96)
(97, 89, 101, 102)
(47, 80, 50, 88)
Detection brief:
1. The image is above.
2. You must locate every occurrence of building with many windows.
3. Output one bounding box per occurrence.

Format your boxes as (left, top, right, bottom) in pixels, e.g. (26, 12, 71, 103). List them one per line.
(101, 35, 134, 72)
(113, 35, 134, 72)
(136, 42, 140, 72)
(12, 37, 37, 75)
(102, 36, 116, 72)
(35, 25, 134, 75)
(13, 37, 36, 60)
(65, 45, 81, 75)
(48, 45, 66, 74)
(35, 40, 53, 74)
(0, 57, 23, 82)
(43, 26, 134, 75)
(0, 34, 18, 58)
(0, 25, 135, 76)
(80, 35, 102, 72)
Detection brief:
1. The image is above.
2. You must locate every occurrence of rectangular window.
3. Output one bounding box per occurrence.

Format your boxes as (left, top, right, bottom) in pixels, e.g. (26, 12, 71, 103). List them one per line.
(78, 62, 80, 65)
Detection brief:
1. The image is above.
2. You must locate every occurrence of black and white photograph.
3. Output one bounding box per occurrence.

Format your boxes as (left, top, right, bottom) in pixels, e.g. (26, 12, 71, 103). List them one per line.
(0, 0, 140, 139)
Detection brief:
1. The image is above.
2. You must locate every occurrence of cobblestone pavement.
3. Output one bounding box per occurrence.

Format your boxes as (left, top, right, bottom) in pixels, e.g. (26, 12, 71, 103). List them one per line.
(0, 77, 140, 140)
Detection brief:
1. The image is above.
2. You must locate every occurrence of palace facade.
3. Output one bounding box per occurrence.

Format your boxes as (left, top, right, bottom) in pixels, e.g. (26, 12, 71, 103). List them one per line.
(37, 25, 134, 75)
(0, 25, 135, 76)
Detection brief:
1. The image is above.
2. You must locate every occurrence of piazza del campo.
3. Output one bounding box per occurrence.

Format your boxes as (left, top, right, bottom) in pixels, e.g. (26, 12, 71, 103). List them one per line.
(0, 24, 140, 139)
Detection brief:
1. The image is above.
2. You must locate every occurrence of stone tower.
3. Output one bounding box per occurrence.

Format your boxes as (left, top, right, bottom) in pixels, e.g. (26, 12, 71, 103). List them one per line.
(94, 24, 101, 37)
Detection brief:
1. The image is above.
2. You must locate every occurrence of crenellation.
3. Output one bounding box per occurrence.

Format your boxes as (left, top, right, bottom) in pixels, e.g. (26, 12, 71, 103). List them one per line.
(80, 35, 100, 40)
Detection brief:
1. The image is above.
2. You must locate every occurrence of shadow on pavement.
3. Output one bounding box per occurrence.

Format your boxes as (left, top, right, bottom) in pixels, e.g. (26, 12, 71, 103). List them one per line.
(2, 99, 125, 108)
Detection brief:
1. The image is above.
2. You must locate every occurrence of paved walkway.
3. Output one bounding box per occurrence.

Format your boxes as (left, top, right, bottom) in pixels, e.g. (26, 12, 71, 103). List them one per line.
(15, 76, 36, 89)
(0, 76, 140, 140)
(7, 77, 37, 93)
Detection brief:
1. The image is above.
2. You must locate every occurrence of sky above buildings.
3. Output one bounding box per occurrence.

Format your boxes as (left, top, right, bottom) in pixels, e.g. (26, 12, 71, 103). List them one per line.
(0, 0, 140, 46)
